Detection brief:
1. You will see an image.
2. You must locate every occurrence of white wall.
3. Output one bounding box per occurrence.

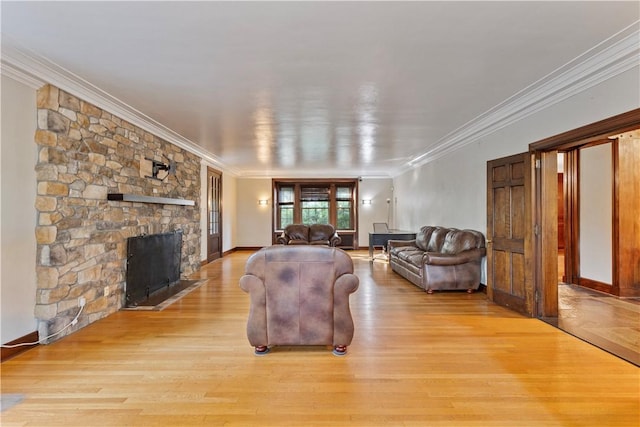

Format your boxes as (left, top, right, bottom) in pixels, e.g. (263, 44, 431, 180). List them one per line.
(357, 178, 393, 247)
(236, 178, 273, 248)
(1, 75, 38, 343)
(579, 144, 613, 284)
(393, 67, 640, 237)
(234, 177, 394, 249)
(222, 172, 237, 253)
(200, 163, 238, 261)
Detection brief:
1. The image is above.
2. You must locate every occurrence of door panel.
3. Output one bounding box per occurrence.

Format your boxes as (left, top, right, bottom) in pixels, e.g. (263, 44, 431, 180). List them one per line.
(487, 152, 534, 316)
(207, 168, 222, 263)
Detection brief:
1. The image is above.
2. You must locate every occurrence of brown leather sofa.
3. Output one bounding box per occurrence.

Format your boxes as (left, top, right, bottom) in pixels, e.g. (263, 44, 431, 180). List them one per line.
(239, 245, 359, 355)
(277, 223, 341, 247)
(388, 226, 486, 293)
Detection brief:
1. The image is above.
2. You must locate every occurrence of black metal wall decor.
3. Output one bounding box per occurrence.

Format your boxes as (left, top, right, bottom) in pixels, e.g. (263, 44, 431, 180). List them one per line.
(145, 157, 176, 181)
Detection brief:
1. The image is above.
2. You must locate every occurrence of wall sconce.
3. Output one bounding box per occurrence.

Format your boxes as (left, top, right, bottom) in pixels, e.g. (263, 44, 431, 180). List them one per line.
(258, 199, 269, 206)
(362, 199, 372, 205)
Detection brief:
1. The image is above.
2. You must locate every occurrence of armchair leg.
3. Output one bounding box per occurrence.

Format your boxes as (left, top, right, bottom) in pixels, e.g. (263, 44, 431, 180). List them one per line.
(467, 288, 474, 293)
(426, 288, 434, 294)
(333, 345, 347, 356)
(254, 345, 270, 355)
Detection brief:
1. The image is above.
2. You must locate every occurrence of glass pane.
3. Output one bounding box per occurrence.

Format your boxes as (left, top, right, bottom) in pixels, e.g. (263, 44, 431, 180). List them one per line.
(336, 186, 351, 199)
(336, 200, 352, 229)
(279, 206, 294, 229)
(301, 201, 329, 224)
(279, 186, 294, 203)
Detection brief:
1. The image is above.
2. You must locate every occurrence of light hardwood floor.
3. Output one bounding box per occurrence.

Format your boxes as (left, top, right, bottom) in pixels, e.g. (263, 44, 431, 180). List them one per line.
(1, 250, 638, 426)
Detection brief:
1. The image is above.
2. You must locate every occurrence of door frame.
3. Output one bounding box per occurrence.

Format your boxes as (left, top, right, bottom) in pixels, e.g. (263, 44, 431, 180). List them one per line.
(206, 167, 223, 263)
(529, 108, 640, 317)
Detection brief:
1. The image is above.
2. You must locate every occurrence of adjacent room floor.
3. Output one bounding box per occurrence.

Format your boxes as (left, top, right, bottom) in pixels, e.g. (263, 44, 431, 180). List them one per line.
(547, 283, 640, 366)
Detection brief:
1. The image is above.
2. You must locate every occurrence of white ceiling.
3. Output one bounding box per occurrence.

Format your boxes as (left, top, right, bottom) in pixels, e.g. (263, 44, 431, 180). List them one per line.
(2, 1, 639, 177)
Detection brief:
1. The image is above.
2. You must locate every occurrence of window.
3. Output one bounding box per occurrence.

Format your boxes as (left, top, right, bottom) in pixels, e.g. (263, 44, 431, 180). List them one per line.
(273, 180, 357, 232)
(301, 186, 329, 224)
(335, 186, 353, 230)
(277, 186, 295, 229)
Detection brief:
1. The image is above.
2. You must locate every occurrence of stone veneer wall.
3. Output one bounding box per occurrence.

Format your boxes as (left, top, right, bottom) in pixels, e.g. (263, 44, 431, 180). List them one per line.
(34, 85, 201, 342)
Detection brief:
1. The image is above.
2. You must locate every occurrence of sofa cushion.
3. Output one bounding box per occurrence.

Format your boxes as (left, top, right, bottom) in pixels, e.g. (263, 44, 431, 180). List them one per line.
(441, 229, 485, 254)
(392, 255, 422, 276)
(286, 224, 309, 241)
(427, 227, 449, 251)
(391, 246, 424, 267)
(415, 226, 436, 251)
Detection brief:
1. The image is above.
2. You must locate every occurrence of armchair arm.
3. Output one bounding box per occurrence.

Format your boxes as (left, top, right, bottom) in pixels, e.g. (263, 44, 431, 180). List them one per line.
(332, 273, 359, 346)
(239, 275, 268, 346)
(276, 232, 289, 245)
(423, 248, 486, 266)
(387, 239, 417, 251)
(329, 232, 342, 247)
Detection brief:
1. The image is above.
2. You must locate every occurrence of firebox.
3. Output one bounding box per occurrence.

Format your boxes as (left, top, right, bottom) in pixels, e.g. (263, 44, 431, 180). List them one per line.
(125, 231, 183, 307)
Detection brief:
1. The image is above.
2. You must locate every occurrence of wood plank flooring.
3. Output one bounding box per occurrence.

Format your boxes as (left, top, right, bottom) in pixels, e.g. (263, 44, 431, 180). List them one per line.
(1, 250, 639, 426)
(552, 283, 640, 366)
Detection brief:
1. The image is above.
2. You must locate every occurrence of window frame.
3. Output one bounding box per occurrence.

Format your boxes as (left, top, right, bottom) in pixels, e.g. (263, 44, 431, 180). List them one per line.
(272, 178, 358, 235)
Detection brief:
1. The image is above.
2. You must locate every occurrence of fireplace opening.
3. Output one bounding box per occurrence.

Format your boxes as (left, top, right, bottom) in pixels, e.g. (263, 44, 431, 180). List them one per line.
(125, 231, 184, 307)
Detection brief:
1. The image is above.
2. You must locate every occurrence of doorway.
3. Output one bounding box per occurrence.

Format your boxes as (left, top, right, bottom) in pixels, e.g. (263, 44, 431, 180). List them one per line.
(206, 167, 222, 263)
(530, 110, 640, 364)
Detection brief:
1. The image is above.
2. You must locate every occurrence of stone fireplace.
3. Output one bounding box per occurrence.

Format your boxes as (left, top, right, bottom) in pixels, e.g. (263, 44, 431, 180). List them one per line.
(34, 84, 201, 342)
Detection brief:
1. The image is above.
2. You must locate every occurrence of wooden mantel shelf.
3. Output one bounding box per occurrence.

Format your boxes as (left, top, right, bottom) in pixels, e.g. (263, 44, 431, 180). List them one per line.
(107, 193, 195, 206)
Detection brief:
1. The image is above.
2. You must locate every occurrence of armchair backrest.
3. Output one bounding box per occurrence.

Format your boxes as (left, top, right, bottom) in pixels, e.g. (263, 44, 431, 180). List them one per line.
(309, 223, 337, 244)
(240, 245, 358, 349)
(284, 224, 310, 242)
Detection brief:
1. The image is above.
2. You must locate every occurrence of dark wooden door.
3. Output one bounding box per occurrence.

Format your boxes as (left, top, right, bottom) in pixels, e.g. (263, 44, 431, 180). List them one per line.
(486, 152, 535, 316)
(207, 167, 222, 263)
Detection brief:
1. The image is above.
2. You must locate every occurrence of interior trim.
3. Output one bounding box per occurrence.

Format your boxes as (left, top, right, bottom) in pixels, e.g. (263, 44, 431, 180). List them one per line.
(401, 24, 640, 173)
(1, 331, 39, 362)
(0, 38, 238, 176)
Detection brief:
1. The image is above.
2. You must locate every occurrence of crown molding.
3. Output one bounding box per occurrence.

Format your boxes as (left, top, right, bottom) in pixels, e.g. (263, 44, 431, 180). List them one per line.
(1, 37, 241, 177)
(399, 22, 640, 175)
(236, 169, 392, 179)
(0, 60, 45, 89)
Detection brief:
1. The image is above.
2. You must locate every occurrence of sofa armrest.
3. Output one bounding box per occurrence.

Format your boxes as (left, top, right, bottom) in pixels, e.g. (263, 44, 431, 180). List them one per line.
(388, 239, 417, 251)
(329, 232, 342, 247)
(276, 232, 289, 245)
(423, 248, 486, 265)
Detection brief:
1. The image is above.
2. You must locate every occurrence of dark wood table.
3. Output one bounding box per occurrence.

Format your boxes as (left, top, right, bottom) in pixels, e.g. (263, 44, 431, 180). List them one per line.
(368, 230, 416, 258)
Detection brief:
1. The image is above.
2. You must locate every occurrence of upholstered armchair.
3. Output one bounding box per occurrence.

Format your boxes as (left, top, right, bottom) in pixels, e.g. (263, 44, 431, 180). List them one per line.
(276, 224, 342, 247)
(239, 245, 359, 355)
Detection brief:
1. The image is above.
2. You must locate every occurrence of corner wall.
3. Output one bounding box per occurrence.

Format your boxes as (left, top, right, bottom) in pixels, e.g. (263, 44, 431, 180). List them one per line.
(358, 178, 393, 248)
(1, 75, 38, 343)
(236, 178, 273, 248)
